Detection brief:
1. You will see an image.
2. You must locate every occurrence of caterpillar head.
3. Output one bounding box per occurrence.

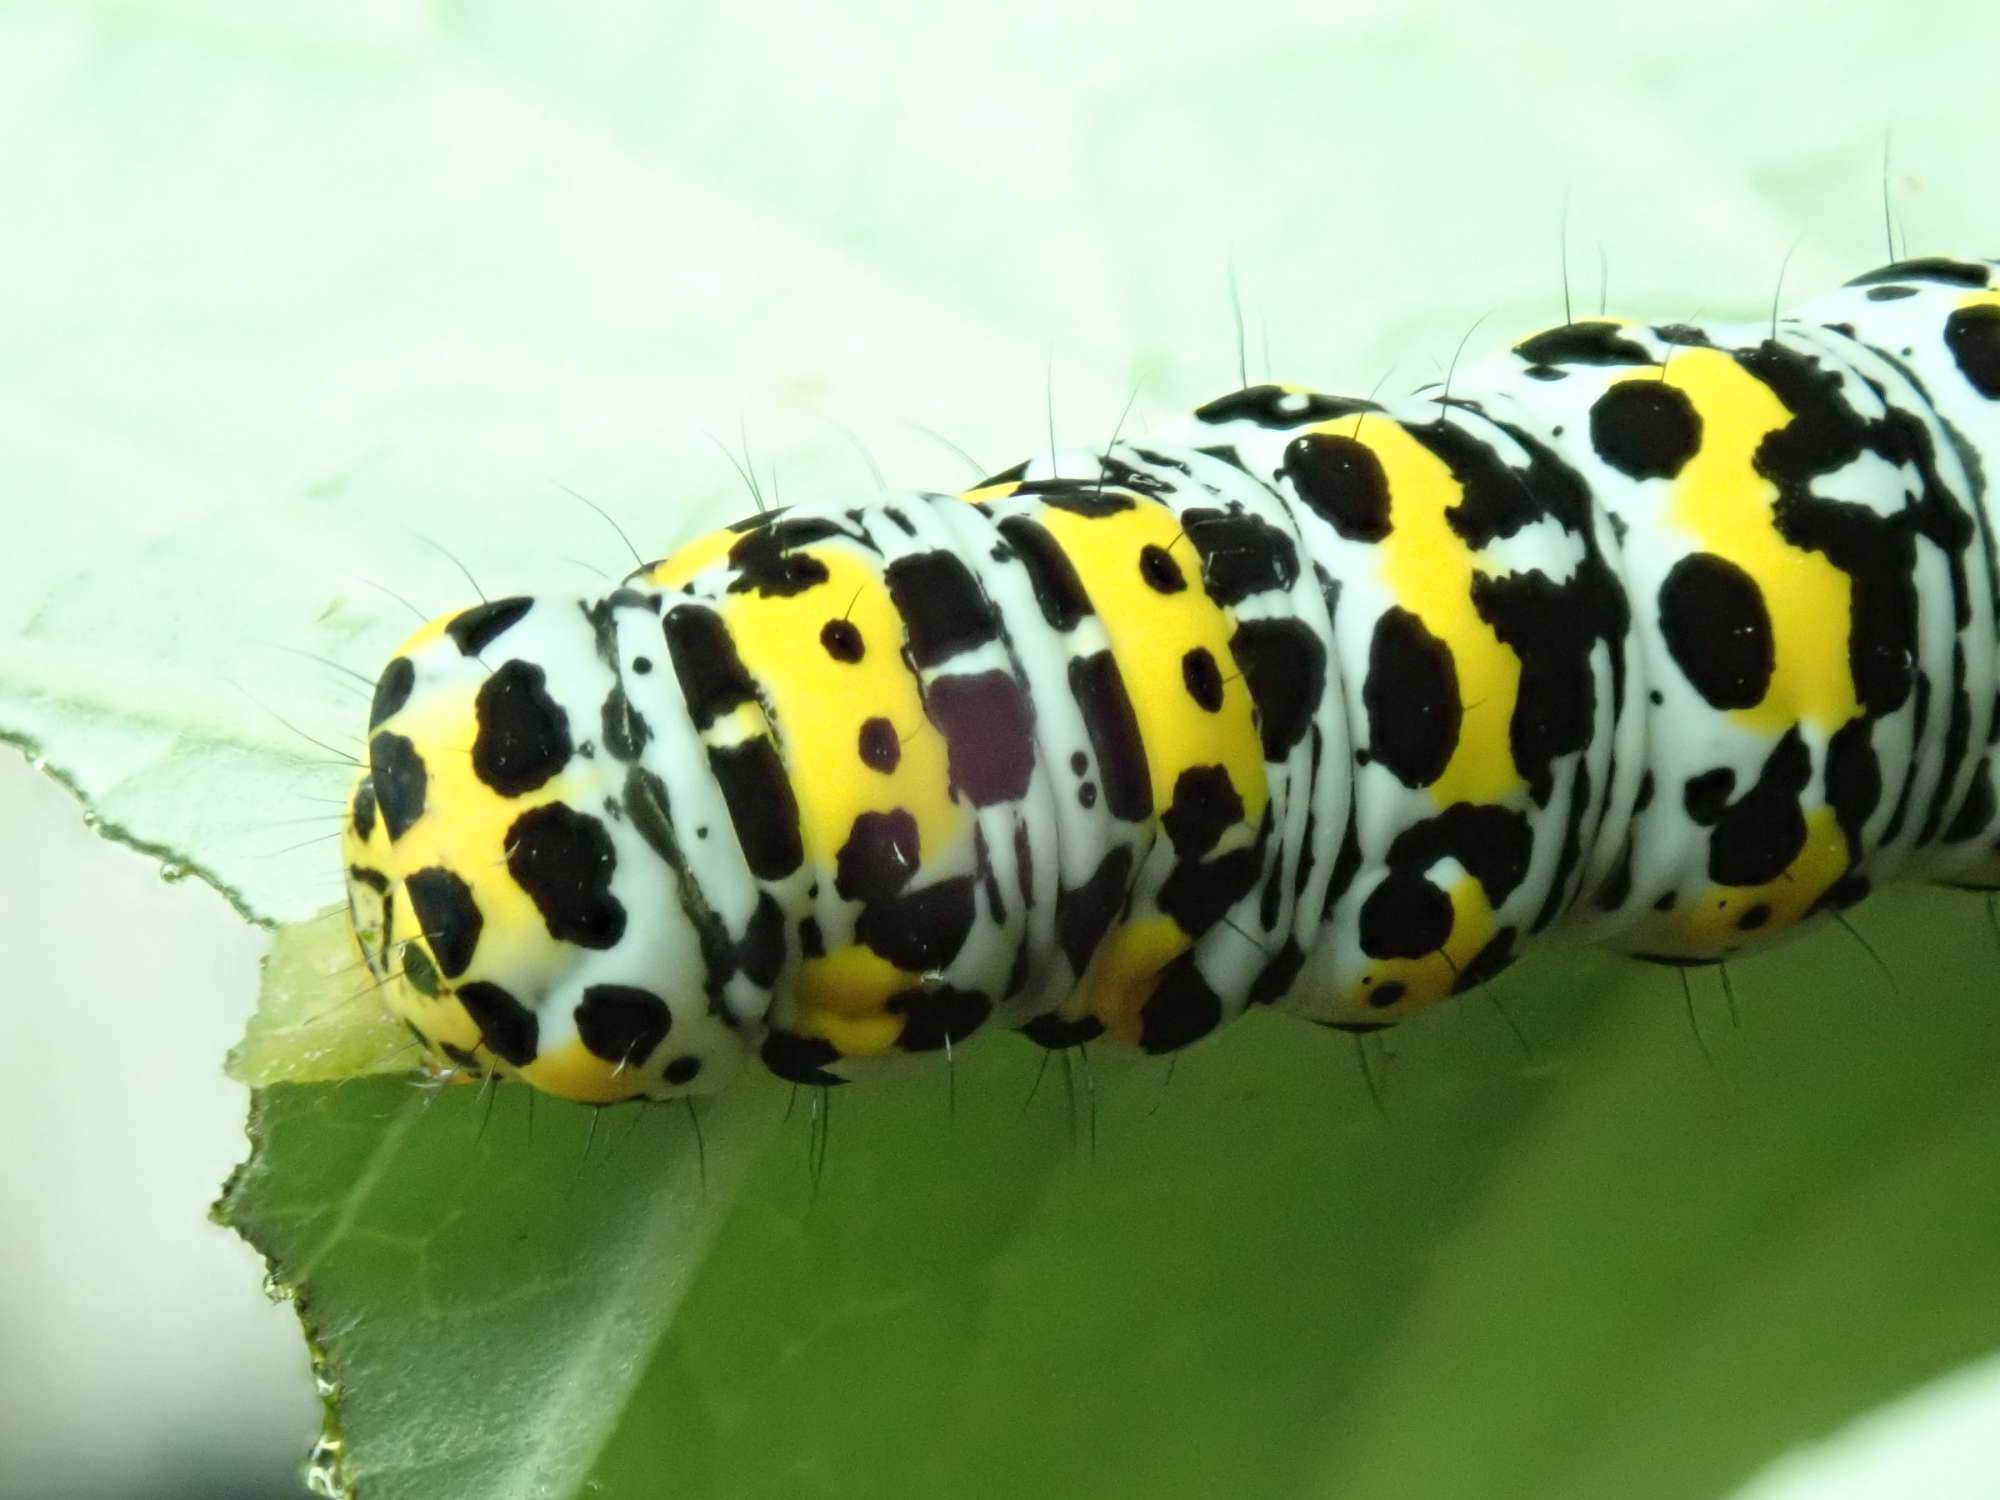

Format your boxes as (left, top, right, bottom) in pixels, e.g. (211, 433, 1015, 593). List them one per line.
(341, 592, 749, 1101)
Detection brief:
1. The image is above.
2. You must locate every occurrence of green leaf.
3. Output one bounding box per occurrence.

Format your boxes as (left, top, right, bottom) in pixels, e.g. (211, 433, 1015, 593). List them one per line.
(217, 884, 2000, 1499)
(226, 909, 410, 1087)
(11, 7, 2000, 1500)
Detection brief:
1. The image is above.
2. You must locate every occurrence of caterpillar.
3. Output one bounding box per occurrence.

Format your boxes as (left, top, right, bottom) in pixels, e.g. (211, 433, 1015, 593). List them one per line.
(340, 256, 2000, 1104)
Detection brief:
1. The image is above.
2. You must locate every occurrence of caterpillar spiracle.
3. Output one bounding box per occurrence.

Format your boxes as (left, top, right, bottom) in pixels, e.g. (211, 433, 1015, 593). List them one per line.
(340, 256, 2000, 1103)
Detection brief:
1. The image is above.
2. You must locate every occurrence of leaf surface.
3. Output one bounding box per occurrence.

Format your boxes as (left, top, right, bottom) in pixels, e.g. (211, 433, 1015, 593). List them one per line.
(6, 6, 2000, 1498)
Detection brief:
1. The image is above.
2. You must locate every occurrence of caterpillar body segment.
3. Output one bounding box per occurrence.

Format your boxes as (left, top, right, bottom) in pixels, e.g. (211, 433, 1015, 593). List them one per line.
(341, 257, 2000, 1102)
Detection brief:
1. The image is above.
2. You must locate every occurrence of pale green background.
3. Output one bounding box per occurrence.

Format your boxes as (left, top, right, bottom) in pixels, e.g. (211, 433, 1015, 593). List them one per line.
(1, 1, 1996, 1497)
